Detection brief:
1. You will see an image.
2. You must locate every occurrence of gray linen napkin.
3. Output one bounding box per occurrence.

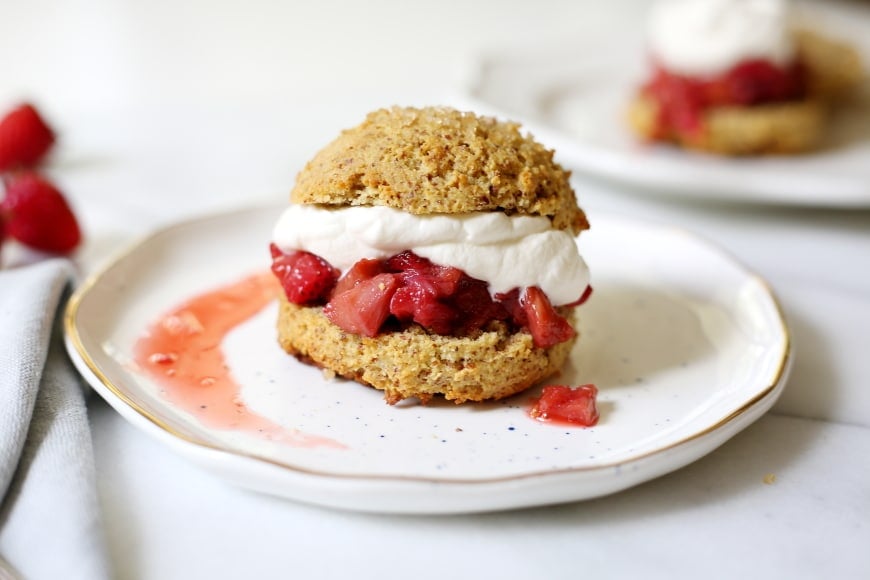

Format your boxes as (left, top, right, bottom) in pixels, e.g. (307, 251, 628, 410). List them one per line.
(0, 259, 110, 580)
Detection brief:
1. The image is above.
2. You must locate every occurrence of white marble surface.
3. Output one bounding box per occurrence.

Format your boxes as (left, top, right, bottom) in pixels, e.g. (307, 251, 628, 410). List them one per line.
(3, 0, 869, 578)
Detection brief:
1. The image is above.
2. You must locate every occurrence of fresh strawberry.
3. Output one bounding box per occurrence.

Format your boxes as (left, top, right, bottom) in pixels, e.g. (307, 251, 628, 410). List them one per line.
(520, 286, 576, 348)
(429, 264, 464, 296)
(387, 251, 462, 295)
(530, 384, 599, 427)
(332, 258, 386, 297)
(1, 172, 81, 253)
(392, 264, 471, 334)
(274, 248, 579, 344)
(407, 299, 457, 334)
(385, 250, 431, 272)
(439, 277, 498, 334)
(0, 104, 56, 171)
(390, 274, 457, 335)
(324, 273, 399, 337)
(495, 288, 527, 327)
(270, 245, 338, 304)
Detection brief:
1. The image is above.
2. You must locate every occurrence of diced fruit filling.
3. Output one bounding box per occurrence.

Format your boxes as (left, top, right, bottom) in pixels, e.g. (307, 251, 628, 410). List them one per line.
(269, 244, 339, 305)
(519, 286, 577, 348)
(270, 246, 591, 348)
(529, 384, 599, 427)
(642, 58, 806, 143)
(324, 273, 398, 337)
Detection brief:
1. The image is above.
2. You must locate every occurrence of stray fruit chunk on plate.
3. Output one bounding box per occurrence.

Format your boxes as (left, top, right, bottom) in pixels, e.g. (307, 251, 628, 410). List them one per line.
(530, 384, 599, 427)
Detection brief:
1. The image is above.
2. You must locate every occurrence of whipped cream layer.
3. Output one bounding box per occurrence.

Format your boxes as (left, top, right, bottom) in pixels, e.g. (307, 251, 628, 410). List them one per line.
(648, 0, 795, 77)
(272, 204, 590, 306)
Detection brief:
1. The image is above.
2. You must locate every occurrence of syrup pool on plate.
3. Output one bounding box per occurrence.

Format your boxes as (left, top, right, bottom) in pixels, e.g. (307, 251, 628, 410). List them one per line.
(133, 271, 344, 449)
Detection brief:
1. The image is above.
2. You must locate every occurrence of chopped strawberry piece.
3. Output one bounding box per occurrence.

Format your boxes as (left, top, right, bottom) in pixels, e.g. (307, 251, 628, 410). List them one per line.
(429, 264, 463, 295)
(386, 250, 431, 272)
(450, 277, 506, 333)
(642, 58, 806, 143)
(395, 292, 457, 334)
(391, 290, 456, 335)
(390, 270, 454, 333)
(718, 59, 806, 105)
(388, 252, 463, 293)
(520, 286, 576, 348)
(388, 274, 427, 317)
(1, 172, 81, 253)
(396, 268, 441, 298)
(324, 273, 399, 337)
(0, 104, 56, 171)
(530, 384, 599, 427)
(495, 288, 527, 328)
(332, 258, 387, 297)
(269, 247, 582, 344)
(270, 245, 339, 305)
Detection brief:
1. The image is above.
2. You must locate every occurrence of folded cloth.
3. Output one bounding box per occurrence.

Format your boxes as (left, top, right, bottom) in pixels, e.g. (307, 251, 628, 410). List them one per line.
(0, 260, 110, 580)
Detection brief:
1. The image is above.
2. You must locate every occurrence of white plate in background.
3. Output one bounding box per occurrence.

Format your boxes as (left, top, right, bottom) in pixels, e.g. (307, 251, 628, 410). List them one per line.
(463, 2, 870, 207)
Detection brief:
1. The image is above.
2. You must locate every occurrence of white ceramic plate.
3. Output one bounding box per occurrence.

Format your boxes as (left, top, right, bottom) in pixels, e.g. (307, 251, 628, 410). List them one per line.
(65, 206, 791, 514)
(463, 6, 870, 207)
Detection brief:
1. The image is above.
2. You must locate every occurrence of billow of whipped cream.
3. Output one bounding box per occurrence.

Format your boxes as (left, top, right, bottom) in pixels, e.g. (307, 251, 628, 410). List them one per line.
(648, 0, 796, 77)
(272, 204, 590, 306)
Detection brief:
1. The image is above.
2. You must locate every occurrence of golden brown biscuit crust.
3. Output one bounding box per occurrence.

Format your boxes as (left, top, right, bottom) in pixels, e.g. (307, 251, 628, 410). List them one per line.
(291, 106, 588, 234)
(277, 295, 577, 405)
(796, 29, 865, 100)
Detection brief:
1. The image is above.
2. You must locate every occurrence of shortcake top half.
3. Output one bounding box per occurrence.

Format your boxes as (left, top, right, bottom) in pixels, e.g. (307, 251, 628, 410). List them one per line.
(289, 106, 588, 234)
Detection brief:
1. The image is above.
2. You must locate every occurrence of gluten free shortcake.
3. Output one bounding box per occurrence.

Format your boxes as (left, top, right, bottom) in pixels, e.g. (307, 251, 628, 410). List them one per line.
(269, 106, 591, 404)
(628, 0, 864, 155)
